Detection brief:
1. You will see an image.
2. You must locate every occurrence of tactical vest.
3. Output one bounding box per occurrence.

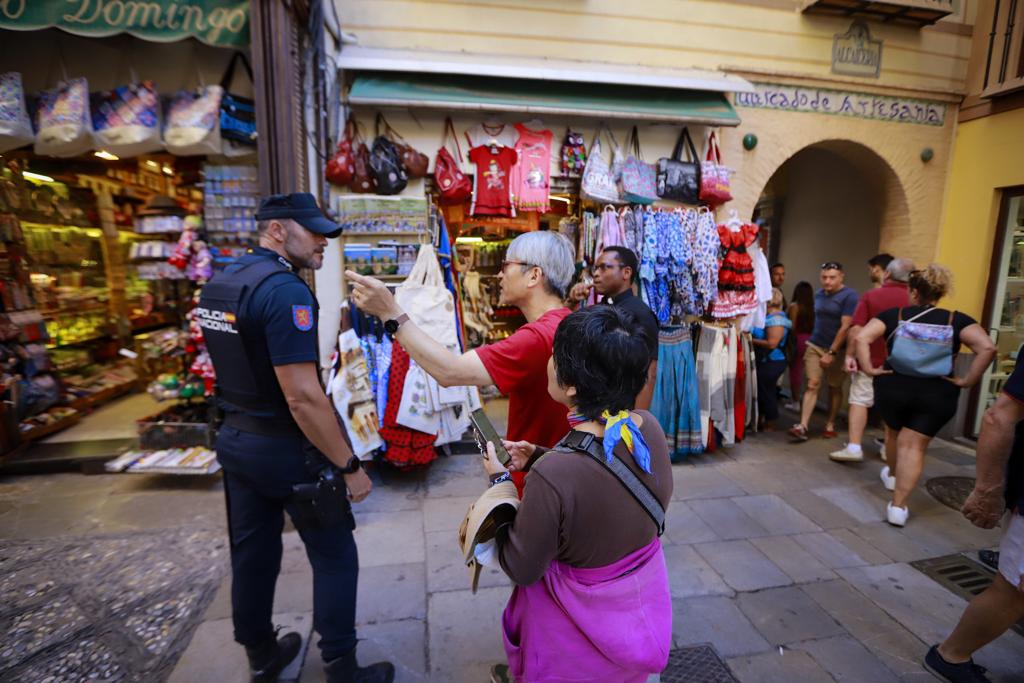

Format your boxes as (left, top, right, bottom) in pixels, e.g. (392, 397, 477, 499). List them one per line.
(197, 253, 317, 436)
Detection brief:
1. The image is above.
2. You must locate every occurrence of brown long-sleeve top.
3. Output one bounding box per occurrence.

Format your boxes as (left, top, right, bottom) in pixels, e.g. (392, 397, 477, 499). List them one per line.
(496, 410, 673, 586)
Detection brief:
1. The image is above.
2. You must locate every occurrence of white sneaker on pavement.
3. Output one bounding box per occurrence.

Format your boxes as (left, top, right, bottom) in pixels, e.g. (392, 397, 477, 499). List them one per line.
(886, 502, 908, 527)
(873, 437, 886, 459)
(880, 466, 896, 491)
(829, 445, 864, 462)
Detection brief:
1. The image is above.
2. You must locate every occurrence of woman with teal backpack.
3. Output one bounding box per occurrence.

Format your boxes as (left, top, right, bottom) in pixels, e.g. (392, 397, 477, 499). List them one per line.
(854, 265, 995, 527)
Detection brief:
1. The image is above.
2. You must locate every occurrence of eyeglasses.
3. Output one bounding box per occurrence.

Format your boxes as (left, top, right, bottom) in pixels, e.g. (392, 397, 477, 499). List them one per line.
(500, 259, 536, 272)
(820, 262, 843, 271)
(590, 263, 622, 274)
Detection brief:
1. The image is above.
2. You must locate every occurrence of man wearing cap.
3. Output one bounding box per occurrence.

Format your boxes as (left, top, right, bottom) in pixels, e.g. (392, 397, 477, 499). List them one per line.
(198, 193, 393, 683)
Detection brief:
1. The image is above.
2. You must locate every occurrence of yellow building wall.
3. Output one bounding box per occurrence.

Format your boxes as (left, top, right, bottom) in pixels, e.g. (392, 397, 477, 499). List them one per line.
(939, 107, 1024, 320)
(337, 0, 973, 94)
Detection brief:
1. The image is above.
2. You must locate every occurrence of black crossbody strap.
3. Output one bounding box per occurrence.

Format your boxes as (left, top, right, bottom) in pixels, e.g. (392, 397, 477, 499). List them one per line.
(555, 430, 666, 536)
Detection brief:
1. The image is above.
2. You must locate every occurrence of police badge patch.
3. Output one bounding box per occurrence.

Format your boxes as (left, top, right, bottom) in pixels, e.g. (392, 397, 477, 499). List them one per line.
(292, 305, 313, 331)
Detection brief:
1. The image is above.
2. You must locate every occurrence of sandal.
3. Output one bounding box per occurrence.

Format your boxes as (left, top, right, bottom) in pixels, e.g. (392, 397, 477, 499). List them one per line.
(788, 424, 809, 442)
(822, 428, 838, 439)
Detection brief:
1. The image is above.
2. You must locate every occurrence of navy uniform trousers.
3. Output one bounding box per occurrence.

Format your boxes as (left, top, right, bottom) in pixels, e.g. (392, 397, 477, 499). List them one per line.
(216, 425, 358, 662)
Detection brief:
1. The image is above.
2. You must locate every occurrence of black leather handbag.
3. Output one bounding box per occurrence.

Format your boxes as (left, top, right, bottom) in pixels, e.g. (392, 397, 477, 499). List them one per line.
(656, 127, 701, 204)
(369, 113, 408, 194)
(219, 52, 257, 146)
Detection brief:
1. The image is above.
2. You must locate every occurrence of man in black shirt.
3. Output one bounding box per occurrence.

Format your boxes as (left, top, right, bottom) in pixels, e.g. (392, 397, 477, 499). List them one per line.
(569, 246, 659, 409)
(925, 354, 1024, 681)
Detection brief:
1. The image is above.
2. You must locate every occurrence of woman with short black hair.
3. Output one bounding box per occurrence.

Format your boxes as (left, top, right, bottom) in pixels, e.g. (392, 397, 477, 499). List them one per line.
(477, 306, 673, 683)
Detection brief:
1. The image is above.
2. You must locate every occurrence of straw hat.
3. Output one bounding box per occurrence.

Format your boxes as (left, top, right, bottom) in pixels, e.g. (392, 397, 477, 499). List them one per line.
(458, 481, 519, 593)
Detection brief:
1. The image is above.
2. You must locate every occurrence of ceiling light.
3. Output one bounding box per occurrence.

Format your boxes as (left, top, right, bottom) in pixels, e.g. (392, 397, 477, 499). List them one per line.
(162, 165, 174, 176)
(145, 160, 159, 169)
(22, 171, 54, 183)
(94, 150, 119, 161)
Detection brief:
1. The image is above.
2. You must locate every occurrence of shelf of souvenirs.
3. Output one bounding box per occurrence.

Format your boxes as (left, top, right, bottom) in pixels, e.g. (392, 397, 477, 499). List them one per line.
(18, 407, 82, 444)
(64, 360, 139, 411)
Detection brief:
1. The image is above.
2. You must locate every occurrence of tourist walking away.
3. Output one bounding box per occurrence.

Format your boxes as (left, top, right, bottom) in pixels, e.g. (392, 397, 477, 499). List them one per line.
(347, 230, 575, 493)
(198, 193, 393, 683)
(854, 265, 995, 526)
(752, 288, 791, 430)
(786, 281, 815, 410)
(924, 353, 1024, 682)
(568, 246, 659, 409)
(770, 262, 786, 306)
(789, 263, 858, 442)
(831, 257, 913, 464)
(472, 306, 672, 683)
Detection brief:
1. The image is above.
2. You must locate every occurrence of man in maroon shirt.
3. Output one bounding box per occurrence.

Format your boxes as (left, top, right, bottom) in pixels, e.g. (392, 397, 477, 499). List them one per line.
(831, 257, 913, 467)
(346, 231, 574, 492)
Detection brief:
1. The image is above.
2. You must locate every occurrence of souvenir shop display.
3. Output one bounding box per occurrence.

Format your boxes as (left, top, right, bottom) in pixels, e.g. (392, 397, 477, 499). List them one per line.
(657, 127, 701, 204)
(560, 128, 587, 177)
(581, 125, 622, 204)
(511, 121, 553, 213)
(90, 81, 163, 158)
(700, 132, 733, 207)
(619, 127, 657, 205)
(369, 114, 410, 195)
(0, 72, 35, 154)
(164, 84, 224, 156)
(34, 77, 93, 158)
(434, 118, 472, 205)
(326, 116, 358, 187)
(468, 141, 517, 217)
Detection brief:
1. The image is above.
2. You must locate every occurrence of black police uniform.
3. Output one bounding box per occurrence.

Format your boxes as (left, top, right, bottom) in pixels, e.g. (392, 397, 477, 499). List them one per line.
(198, 246, 358, 663)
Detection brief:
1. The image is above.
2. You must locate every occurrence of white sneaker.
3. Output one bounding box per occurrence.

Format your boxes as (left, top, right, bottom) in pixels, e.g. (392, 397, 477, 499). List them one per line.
(886, 502, 908, 527)
(829, 445, 864, 462)
(880, 466, 896, 491)
(873, 437, 887, 459)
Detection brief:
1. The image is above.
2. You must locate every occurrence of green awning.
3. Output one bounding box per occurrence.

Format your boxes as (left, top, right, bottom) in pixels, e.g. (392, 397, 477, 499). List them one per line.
(347, 72, 740, 127)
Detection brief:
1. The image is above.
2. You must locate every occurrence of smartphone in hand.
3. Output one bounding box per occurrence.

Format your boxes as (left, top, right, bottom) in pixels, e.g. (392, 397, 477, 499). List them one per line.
(469, 408, 512, 466)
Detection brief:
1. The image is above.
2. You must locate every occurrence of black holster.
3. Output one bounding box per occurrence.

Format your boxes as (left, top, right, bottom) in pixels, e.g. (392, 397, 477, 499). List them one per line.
(289, 444, 355, 531)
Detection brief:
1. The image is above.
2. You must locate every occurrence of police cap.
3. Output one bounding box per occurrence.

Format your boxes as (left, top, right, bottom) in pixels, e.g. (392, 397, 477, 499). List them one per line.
(255, 193, 342, 238)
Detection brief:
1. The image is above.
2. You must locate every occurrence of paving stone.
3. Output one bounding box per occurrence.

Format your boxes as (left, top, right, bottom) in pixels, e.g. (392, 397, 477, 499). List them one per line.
(750, 536, 836, 584)
(826, 528, 894, 565)
(689, 499, 770, 540)
(671, 597, 770, 658)
(791, 532, 874, 569)
(356, 563, 426, 625)
(427, 586, 510, 682)
(671, 466, 746, 501)
(810, 485, 884, 524)
(298, 620, 428, 682)
(779, 489, 862, 530)
(794, 635, 900, 682)
(425, 530, 508, 594)
(353, 512, 425, 567)
(844, 523, 934, 563)
(280, 531, 315, 577)
(732, 495, 821, 535)
(736, 586, 846, 645)
(203, 575, 233, 621)
(727, 649, 835, 683)
(664, 501, 720, 545)
(422, 496, 476, 533)
(663, 544, 734, 598)
(694, 540, 791, 592)
(911, 508, 1004, 551)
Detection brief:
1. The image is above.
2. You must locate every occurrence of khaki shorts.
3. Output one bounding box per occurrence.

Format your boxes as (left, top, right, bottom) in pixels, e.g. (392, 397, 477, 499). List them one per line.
(848, 371, 875, 408)
(804, 343, 847, 389)
(999, 512, 1024, 589)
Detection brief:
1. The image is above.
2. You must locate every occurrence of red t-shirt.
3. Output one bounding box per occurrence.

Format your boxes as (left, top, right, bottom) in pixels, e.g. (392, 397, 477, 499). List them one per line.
(468, 145, 517, 217)
(476, 307, 571, 489)
(850, 281, 910, 368)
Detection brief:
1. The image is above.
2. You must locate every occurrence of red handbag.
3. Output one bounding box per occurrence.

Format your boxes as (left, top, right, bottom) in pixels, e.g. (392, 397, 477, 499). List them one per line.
(325, 117, 357, 186)
(350, 139, 376, 194)
(699, 131, 733, 207)
(434, 117, 471, 205)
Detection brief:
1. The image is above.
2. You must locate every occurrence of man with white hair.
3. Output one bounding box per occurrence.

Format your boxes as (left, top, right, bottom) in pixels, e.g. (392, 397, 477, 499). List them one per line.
(347, 231, 574, 491)
(831, 257, 913, 469)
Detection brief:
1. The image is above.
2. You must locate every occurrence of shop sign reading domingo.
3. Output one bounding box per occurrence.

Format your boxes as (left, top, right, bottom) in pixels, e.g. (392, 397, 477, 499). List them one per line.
(734, 83, 946, 126)
(0, 0, 248, 49)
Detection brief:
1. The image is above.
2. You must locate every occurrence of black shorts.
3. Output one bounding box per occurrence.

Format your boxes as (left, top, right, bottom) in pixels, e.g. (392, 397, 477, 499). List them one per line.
(874, 374, 960, 438)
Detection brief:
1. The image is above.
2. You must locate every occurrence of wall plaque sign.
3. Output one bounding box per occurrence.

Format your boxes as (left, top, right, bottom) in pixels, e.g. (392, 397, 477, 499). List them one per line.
(832, 21, 882, 78)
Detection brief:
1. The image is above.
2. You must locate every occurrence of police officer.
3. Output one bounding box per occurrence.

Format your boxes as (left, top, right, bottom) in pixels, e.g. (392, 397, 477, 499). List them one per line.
(198, 193, 394, 683)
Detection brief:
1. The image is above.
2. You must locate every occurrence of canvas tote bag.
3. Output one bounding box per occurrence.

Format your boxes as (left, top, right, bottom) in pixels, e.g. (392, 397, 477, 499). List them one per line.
(394, 244, 459, 347)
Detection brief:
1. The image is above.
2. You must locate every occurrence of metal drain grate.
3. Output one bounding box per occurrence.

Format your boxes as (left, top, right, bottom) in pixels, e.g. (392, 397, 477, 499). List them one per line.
(660, 645, 737, 683)
(912, 554, 1024, 638)
(925, 476, 976, 511)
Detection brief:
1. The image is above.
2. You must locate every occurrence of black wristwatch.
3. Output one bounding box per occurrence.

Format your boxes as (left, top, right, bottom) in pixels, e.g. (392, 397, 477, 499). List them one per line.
(384, 313, 409, 336)
(337, 456, 362, 474)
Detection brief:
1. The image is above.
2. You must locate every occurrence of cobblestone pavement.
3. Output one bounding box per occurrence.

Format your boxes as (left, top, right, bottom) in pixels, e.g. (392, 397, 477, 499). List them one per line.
(3, 423, 1024, 682)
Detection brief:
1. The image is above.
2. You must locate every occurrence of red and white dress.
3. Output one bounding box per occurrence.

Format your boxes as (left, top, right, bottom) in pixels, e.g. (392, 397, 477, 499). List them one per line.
(713, 223, 759, 318)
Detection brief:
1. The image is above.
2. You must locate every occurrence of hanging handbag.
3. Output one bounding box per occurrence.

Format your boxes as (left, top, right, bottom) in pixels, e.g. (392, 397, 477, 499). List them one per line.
(657, 127, 701, 204)
(369, 113, 408, 195)
(700, 131, 733, 207)
(376, 114, 428, 178)
(581, 124, 621, 204)
(619, 126, 657, 205)
(434, 117, 472, 205)
(219, 52, 257, 146)
(395, 244, 459, 347)
(326, 116, 357, 187)
(164, 84, 223, 156)
(560, 127, 587, 176)
(34, 77, 93, 158)
(350, 137, 376, 193)
(0, 73, 34, 154)
(91, 80, 162, 157)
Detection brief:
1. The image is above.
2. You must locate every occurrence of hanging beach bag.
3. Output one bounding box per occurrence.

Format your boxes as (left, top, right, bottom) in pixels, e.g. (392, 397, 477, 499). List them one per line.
(369, 113, 408, 195)
(619, 126, 657, 205)
(657, 127, 701, 204)
(560, 128, 587, 176)
(700, 131, 733, 207)
(34, 78, 93, 158)
(219, 52, 257, 147)
(164, 85, 223, 156)
(434, 117, 472, 205)
(886, 308, 955, 379)
(581, 125, 621, 204)
(326, 116, 357, 187)
(0, 73, 34, 154)
(395, 244, 459, 347)
(91, 80, 162, 157)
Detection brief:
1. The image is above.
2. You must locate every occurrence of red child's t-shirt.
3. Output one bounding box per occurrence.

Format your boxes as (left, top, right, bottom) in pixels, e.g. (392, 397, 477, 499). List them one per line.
(476, 307, 571, 490)
(468, 145, 517, 217)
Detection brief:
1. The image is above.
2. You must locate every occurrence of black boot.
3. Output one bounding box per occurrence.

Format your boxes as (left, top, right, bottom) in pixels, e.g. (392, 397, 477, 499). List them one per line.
(245, 631, 302, 682)
(324, 648, 395, 683)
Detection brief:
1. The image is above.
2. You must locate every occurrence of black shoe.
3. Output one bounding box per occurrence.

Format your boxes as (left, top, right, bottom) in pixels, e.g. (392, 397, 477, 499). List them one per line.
(978, 549, 1000, 571)
(924, 645, 991, 682)
(245, 631, 302, 682)
(324, 648, 395, 683)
